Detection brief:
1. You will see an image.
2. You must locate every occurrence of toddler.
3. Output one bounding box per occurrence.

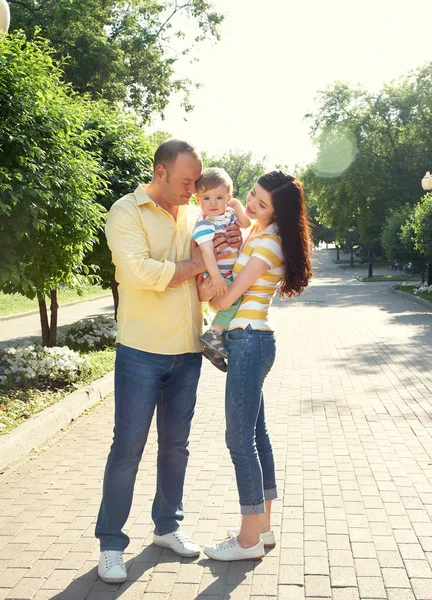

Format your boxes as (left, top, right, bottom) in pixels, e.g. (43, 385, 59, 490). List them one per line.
(193, 167, 251, 369)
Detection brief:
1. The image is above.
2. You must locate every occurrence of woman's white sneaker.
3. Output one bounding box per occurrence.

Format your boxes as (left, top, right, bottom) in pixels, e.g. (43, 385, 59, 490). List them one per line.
(98, 550, 127, 583)
(153, 529, 200, 557)
(204, 537, 264, 561)
(227, 527, 276, 548)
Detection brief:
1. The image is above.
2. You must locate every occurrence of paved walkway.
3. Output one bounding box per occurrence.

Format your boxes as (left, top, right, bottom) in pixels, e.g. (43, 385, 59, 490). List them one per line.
(1, 250, 432, 600)
(0, 296, 115, 349)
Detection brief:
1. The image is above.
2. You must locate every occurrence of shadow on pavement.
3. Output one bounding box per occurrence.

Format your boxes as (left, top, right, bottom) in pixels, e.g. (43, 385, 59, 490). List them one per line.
(50, 543, 262, 599)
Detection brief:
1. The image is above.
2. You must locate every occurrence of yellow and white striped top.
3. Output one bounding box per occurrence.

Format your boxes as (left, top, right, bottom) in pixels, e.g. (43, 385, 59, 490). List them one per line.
(228, 223, 284, 331)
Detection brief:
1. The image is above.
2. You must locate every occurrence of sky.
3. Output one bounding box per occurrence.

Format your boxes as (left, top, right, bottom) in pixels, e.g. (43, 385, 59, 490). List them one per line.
(150, 0, 432, 171)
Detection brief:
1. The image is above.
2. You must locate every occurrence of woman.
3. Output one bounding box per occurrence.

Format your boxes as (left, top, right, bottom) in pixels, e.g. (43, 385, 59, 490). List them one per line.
(198, 171, 312, 561)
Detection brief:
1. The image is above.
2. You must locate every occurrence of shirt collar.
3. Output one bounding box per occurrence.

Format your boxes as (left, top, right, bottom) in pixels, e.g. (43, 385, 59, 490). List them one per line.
(252, 222, 279, 237)
(134, 184, 192, 220)
(134, 184, 156, 206)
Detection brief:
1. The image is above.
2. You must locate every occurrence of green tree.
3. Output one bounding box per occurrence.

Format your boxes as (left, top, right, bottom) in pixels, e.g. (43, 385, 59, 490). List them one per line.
(413, 193, 432, 261)
(84, 103, 154, 317)
(146, 130, 172, 155)
(9, 0, 224, 120)
(202, 151, 267, 203)
(304, 68, 432, 247)
(381, 205, 424, 275)
(0, 32, 106, 346)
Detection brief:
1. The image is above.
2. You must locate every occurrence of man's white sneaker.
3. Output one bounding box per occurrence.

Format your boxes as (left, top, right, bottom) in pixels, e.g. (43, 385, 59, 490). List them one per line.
(227, 527, 276, 548)
(153, 529, 201, 557)
(204, 537, 264, 561)
(98, 550, 127, 583)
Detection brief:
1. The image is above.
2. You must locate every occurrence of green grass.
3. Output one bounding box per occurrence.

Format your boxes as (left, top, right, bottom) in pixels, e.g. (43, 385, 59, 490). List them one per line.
(0, 285, 109, 317)
(395, 284, 432, 303)
(0, 348, 115, 435)
(333, 259, 388, 267)
(339, 263, 392, 270)
(358, 275, 421, 282)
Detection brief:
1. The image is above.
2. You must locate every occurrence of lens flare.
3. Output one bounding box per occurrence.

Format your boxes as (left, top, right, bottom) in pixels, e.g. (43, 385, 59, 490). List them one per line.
(312, 128, 357, 178)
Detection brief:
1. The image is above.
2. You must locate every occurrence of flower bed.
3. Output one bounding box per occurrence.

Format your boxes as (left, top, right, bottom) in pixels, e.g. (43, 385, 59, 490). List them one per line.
(0, 345, 86, 390)
(0, 316, 117, 434)
(395, 283, 432, 303)
(58, 315, 117, 351)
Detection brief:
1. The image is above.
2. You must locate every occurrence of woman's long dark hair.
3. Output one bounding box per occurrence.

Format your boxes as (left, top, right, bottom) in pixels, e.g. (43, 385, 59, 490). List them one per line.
(257, 171, 312, 298)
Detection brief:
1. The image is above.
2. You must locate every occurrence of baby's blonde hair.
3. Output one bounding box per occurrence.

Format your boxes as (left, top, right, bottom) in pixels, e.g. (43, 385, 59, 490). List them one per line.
(196, 167, 233, 195)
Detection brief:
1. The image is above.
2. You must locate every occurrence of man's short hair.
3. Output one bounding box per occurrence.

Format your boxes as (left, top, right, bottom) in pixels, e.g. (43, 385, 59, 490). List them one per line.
(153, 138, 200, 172)
(196, 167, 233, 195)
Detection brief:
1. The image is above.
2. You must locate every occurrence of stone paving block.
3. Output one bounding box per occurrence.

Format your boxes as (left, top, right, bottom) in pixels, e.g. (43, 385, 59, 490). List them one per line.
(41, 568, 77, 590)
(5, 577, 42, 599)
(386, 591, 416, 600)
(330, 565, 357, 587)
(332, 590, 360, 600)
(410, 578, 432, 600)
(357, 576, 386, 599)
(1, 568, 28, 588)
(381, 567, 411, 588)
(277, 585, 305, 600)
(304, 575, 331, 598)
(145, 572, 177, 593)
(278, 565, 303, 585)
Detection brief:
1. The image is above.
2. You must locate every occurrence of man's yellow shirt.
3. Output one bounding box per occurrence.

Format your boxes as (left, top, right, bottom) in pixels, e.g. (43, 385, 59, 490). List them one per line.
(105, 184, 203, 354)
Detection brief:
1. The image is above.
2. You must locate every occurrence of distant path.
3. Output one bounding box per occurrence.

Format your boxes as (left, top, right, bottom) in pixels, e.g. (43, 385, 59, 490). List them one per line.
(0, 295, 114, 348)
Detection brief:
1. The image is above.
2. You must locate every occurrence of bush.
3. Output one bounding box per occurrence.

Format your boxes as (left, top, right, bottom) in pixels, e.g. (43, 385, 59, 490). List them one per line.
(58, 315, 117, 351)
(0, 346, 87, 390)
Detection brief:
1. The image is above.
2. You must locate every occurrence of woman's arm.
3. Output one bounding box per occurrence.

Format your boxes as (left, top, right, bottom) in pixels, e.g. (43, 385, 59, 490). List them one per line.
(209, 256, 270, 311)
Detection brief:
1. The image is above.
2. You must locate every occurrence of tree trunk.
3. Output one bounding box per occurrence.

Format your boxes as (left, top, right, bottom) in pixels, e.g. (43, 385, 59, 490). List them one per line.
(368, 245, 373, 278)
(48, 289, 58, 347)
(38, 295, 50, 347)
(110, 276, 119, 321)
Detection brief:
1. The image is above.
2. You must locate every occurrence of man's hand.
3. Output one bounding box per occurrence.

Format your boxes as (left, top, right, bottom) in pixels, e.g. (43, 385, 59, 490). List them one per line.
(197, 273, 215, 302)
(213, 222, 243, 255)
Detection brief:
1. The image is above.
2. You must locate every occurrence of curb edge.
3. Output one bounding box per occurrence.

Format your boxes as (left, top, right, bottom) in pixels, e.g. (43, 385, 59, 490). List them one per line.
(0, 370, 114, 472)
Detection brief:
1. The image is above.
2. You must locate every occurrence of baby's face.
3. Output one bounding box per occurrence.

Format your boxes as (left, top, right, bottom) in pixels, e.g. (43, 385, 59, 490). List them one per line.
(197, 184, 230, 217)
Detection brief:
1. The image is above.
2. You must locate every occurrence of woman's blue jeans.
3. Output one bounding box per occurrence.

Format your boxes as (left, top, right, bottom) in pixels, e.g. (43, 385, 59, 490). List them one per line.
(224, 326, 278, 515)
(95, 344, 202, 551)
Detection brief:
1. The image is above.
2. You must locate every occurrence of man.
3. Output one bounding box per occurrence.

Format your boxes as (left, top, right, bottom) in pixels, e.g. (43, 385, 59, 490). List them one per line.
(95, 139, 241, 583)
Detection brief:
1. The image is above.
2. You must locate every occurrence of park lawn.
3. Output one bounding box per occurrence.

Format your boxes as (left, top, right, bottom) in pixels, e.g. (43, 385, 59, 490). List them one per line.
(358, 275, 421, 282)
(395, 284, 432, 303)
(339, 262, 392, 270)
(334, 259, 388, 267)
(0, 285, 109, 317)
(0, 348, 115, 435)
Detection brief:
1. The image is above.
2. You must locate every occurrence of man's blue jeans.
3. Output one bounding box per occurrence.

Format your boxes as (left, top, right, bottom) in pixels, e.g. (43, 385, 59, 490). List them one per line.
(95, 343, 202, 551)
(224, 326, 277, 515)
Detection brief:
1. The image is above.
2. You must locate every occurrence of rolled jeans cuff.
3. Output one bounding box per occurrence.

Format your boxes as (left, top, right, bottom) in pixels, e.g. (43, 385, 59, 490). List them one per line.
(240, 501, 265, 515)
(264, 486, 278, 501)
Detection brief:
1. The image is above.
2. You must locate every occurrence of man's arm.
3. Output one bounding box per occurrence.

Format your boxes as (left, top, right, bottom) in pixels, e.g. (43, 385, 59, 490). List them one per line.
(168, 240, 204, 286)
(106, 202, 203, 291)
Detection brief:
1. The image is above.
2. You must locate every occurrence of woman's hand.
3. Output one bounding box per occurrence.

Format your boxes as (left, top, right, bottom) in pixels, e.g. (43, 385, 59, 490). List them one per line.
(197, 273, 215, 302)
(209, 295, 225, 312)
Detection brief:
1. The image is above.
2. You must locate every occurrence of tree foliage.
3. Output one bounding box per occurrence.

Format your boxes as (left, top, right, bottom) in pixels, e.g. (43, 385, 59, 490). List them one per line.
(381, 205, 424, 271)
(84, 103, 154, 315)
(202, 151, 267, 203)
(0, 32, 106, 345)
(304, 65, 432, 245)
(9, 0, 224, 120)
(413, 193, 432, 259)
